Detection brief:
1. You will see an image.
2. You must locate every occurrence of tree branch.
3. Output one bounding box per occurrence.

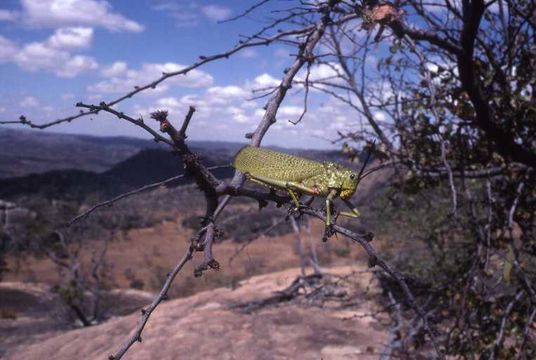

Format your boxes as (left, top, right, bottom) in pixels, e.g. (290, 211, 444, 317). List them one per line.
(108, 246, 194, 360)
(69, 165, 229, 226)
(301, 206, 444, 358)
(457, 0, 536, 167)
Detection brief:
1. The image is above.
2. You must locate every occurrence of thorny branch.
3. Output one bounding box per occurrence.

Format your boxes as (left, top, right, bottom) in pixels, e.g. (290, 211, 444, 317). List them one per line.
(96, 5, 441, 359)
(106, 5, 382, 359)
(43, 230, 110, 326)
(228, 214, 288, 265)
(2, 5, 359, 131)
(2, 26, 317, 129)
(68, 165, 229, 226)
(109, 246, 194, 360)
(300, 206, 442, 357)
(7, 1, 534, 358)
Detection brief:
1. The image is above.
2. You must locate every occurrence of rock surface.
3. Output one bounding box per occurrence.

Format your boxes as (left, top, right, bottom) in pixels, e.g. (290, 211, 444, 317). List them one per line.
(3, 266, 388, 359)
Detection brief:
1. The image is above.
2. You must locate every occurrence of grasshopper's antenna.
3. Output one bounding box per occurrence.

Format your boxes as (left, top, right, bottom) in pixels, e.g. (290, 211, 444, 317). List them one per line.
(357, 140, 375, 180)
(361, 162, 388, 179)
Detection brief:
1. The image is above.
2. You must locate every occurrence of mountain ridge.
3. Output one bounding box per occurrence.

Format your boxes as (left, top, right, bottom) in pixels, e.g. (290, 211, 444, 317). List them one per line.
(0, 128, 246, 179)
(0, 128, 350, 201)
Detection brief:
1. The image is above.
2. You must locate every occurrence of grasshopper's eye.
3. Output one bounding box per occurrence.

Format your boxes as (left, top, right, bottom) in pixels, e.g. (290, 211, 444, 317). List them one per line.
(350, 173, 356, 180)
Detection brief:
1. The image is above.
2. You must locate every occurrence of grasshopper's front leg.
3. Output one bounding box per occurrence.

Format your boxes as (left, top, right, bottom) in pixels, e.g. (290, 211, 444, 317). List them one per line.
(321, 189, 339, 242)
(339, 198, 361, 219)
(326, 195, 359, 233)
(325, 189, 338, 226)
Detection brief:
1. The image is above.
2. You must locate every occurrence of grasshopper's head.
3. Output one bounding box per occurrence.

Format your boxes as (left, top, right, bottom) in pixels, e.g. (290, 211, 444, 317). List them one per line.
(327, 142, 374, 199)
(339, 169, 360, 199)
(325, 163, 360, 199)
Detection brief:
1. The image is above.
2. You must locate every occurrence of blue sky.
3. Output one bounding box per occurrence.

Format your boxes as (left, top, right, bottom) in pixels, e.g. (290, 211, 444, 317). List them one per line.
(0, 0, 373, 149)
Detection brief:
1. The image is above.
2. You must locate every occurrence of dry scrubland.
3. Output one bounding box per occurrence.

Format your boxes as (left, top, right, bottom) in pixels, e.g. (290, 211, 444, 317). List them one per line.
(1, 175, 390, 359)
(5, 213, 369, 297)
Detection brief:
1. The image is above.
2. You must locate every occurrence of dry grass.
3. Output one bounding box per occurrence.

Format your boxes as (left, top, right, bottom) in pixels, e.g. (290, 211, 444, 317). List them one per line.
(6, 212, 370, 298)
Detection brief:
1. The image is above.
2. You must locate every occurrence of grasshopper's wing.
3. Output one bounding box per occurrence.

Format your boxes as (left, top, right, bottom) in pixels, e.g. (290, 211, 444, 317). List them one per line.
(232, 146, 324, 182)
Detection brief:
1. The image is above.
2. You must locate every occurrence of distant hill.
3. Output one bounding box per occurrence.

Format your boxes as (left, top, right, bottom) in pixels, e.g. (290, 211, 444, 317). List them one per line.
(0, 128, 245, 179)
(0, 148, 235, 200)
(0, 128, 364, 201)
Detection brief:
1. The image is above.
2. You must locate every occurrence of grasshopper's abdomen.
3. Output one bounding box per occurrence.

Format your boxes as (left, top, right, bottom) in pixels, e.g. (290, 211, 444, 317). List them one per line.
(232, 146, 324, 181)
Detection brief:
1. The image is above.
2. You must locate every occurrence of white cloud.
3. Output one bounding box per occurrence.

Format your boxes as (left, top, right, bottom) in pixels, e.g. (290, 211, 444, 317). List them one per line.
(274, 48, 290, 58)
(0, 9, 18, 21)
(0, 36, 18, 62)
(151, 2, 200, 27)
(237, 48, 258, 59)
(89, 62, 214, 93)
(101, 61, 128, 77)
(61, 93, 75, 100)
(21, 0, 143, 32)
(171, 11, 199, 27)
(293, 62, 345, 92)
(232, 113, 250, 124)
(126, 70, 373, 148)
(0, 28, 97, 77)
(225, 106, 251, 124)
(373, 111, 387, 122)
(152, 3, 232, 27)
(59, 55, 98, 77)
(156, 97, 181, 107)
(134, 68, 350, 137)
(47, 27, 93, 49)
(139, 93, 257, 128)
(309, 62, 343, 81)
(134, 73, 298, 131)
(14, 40, 97, 77)
(279, 106, 303, 117)
(136, 79, 263, 130)
(422, 0, 475, 14)
(151, 2, 181, 11)
(19, 96, 39, 107)
(200, 5, 232, 21)
(207, 86, 248, 98)
(253, 73, 280, 88)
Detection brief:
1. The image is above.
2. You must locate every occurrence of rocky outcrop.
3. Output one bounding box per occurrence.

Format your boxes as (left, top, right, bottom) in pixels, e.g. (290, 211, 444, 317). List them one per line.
(3, 266, 388, 359)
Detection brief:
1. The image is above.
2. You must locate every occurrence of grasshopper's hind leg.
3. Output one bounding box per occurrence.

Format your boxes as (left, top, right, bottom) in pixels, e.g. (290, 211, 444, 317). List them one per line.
(244, 173, 313, 210)
(286, 188, 302, 211)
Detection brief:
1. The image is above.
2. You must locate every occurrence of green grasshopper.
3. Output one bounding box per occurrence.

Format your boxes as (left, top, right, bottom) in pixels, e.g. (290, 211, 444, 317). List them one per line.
(232, 145, 372, 227)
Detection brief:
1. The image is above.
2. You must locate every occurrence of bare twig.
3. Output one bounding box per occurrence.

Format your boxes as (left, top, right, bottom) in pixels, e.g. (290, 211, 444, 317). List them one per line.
(381, 291, 403, 359)
(301, 206, 443, 358)
(508, 181, 525, 229)
(441, 140, 458, 218)
(228, 214, 288, 264)
(231, 273, 323, 313)
(109, 245, 194, 360)
(290, 216, 307, 276)
(219, 0, 272, 23)
(516, 307, 536, 360)
(304, 218, 321, 274)
(0, 113, 98, 129)
(290, 59, 312, 125)
(76, 102, 173, 146)
(5, 26, 321, 130)
(69, 165, 229, 225)
(490, 291, 524, 360)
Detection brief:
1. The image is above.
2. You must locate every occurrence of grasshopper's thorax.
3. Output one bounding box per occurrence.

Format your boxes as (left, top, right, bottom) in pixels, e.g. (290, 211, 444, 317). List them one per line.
(323, 162, 360, 199)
